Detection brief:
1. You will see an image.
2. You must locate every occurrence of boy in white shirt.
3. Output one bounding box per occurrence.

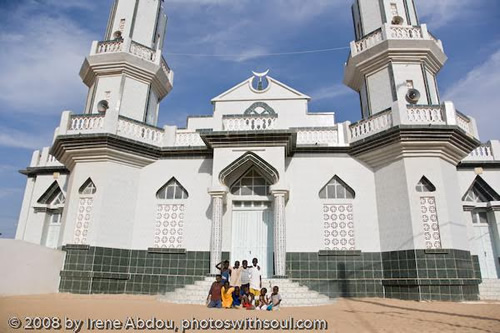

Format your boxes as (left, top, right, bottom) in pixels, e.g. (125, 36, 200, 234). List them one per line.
(249, 257, 262, 298)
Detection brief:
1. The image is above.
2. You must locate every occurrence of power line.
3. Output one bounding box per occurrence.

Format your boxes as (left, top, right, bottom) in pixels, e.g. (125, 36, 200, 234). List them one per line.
(165, 46, 350, 57)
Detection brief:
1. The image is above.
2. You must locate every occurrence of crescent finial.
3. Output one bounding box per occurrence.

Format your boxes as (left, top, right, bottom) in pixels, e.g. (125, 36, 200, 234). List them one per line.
(252, 69, 270, 77)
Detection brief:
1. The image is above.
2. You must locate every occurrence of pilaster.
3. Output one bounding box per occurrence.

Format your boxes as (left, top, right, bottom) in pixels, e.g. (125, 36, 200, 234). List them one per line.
(208, 188, 227, 275)
(271, 188, 288, 277)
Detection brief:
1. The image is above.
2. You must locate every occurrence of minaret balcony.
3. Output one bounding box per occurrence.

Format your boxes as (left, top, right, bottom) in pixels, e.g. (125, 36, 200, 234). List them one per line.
(349, 23, 443, 58)
(80, 38, 174, 99)
(349, 101, 479, 142)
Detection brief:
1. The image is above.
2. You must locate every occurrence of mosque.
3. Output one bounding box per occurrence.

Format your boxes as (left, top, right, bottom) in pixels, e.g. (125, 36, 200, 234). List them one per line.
(14, 0, 500, 302)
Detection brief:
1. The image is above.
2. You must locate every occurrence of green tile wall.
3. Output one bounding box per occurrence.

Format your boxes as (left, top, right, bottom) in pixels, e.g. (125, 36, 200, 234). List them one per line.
(59, 245, 229, 295)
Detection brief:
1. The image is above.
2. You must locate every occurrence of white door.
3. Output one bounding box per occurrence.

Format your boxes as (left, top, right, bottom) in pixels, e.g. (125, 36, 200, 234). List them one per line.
(231, 202, 273, 278)
(472, 211, 499, 279)
(42, 213, 61, 249)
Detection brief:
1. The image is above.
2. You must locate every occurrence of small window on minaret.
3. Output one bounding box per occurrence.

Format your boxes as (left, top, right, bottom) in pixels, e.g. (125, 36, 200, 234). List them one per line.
(390, 3, 399, 16)
(119, 19, 126, 31)
(406, 80, 414, 89)
(104, 91, 111, 101)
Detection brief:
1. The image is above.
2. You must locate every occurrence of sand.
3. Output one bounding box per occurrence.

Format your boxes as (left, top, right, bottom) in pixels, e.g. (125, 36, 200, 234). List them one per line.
(1, 294, 500, 332)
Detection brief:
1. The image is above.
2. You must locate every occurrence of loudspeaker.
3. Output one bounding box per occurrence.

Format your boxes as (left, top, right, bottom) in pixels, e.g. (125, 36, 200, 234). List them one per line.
(406, 89, 421, 104)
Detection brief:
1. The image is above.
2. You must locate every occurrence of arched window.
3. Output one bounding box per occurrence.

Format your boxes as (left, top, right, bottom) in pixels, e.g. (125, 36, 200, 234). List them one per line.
(79, 178, 97, 195)
(416, 177, 436, 192)
(37, 181, 65, 206)
(319, 176, 355, 199)
(231, 168, 270, 196)
(156, 178, 188, 199)
(462, 176, 500, 203)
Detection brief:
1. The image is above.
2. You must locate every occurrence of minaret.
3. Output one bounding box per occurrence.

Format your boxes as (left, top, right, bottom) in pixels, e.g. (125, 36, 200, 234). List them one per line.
(345, 0, 445, 119)
(79, 0, 173, 126)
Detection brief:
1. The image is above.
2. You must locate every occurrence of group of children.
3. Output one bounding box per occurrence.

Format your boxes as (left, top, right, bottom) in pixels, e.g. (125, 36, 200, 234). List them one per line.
(206, 258, 282, 310)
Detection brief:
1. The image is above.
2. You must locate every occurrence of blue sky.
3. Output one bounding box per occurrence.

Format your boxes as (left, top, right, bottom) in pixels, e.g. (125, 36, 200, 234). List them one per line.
(0, 0, 499, 238)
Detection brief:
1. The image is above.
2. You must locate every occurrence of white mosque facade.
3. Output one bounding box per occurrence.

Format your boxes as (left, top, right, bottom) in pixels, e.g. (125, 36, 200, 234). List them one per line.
(14, 0, 500, 301)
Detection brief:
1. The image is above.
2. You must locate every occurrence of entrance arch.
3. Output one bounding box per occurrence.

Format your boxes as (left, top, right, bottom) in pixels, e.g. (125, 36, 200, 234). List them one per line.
(220, 153, 279, 278)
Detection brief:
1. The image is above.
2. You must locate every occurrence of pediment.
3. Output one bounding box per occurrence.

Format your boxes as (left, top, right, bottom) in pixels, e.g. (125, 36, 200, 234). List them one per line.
(211, 76, 310, 103)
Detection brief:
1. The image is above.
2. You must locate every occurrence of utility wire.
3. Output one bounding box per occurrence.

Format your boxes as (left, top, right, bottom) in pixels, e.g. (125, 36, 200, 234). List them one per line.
(165, 46, 350, 57)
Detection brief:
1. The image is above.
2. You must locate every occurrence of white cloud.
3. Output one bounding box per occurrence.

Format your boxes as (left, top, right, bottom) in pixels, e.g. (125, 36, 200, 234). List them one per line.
(311, 84, 353, 101)
(0, 126, 52, 150)
(0, 6, 95, 113)
(443, 48, 500, 141)
(417, 0, 483, 28)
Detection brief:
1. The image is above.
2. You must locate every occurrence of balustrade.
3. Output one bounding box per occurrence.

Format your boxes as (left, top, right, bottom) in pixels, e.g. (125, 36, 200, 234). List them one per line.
(117, 117, 164, 145)
(407, 105, 444, 123)
(69, 115, 105, 131)
(350, 110, 393, 140)
(223, 115, 277, 131)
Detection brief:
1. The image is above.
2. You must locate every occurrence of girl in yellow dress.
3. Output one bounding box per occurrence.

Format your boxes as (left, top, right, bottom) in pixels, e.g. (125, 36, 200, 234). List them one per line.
(221, 281, 234, 309)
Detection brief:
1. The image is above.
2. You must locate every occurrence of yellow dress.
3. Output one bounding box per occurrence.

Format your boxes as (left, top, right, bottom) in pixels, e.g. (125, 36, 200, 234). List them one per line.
(221, 286, 234, 308)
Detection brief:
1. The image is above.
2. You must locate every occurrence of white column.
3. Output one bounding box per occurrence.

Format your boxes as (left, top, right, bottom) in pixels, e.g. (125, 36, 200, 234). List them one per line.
(272, 190, 288, 277)
(209, 190, 225, 275)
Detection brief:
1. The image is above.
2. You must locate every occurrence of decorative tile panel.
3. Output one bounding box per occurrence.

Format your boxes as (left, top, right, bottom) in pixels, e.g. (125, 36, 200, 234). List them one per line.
(155, 204, 185, 248)
(420, 196, 442, 249)
(323, 204, 355, 250)
(74, 198, 93, 244)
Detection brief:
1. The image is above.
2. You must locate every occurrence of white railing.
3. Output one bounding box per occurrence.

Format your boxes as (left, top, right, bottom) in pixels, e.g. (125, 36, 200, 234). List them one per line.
(351, 24, 440, 56)
(69, 115, 105, 131)
(96, 40, 123, 54)
(223, 115, 277, 131)
(465, 144, 494, 161)
(354, 29, 383, 53)
(117, 117, 164, 145)
(350, 110, 393, 140)
(407, 105, 444, 123)
(296, 129, 338, 146)
(161, 58, 171, 75)
(129, 41, 156, 62)
(174, 131, 205, 147)
(389, 26, 423, 39)
(456, 112, 473, 135)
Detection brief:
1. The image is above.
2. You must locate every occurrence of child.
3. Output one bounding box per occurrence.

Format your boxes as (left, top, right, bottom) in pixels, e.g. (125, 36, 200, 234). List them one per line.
(230, 260, 242, 286)
(215, 260, 231, 284)
(206, 275, 223, 308)
(231, 286, 241, 308)
(221, 281, 234, 309)
(240, 285, 255, 310)
(267, 286, 282, 311)
(256, 288, 269, 310)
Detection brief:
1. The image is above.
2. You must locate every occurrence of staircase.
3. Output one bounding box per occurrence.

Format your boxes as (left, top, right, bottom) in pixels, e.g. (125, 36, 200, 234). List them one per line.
(479, 279, 500, 300)
(157, 277, 334, 307)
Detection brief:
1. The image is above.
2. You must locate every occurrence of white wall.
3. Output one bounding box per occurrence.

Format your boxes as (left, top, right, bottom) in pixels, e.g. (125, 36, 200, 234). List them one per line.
(120, 76, 150, 121)
(0, 240, 64, 295)
(392, 63, 429, 105)
(90, 75, 122, 114)
(131, 157, 213, 251)
(286, 154, 380, 252)
(358, 0, 383, 35)
(367, 67, 393, 114)
(60, 162, 141, 249)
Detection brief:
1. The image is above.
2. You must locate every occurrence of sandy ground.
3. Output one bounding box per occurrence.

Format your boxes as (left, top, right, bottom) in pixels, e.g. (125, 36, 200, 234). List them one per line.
(1, 294, 500, 332)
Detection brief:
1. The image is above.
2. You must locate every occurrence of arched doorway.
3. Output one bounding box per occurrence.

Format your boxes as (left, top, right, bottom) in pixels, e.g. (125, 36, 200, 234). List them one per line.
(230, 168, 274, 277)
(218, 152, 280, 278)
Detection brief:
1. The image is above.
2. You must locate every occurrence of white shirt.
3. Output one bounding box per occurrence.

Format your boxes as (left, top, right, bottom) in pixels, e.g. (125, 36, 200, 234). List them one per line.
(249, 265, 261, 290)
(240, 267, 251, 284)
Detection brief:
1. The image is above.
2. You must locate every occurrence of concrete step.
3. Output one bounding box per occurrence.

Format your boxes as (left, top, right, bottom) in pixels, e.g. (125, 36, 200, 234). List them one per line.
(158, 276, 334, 307)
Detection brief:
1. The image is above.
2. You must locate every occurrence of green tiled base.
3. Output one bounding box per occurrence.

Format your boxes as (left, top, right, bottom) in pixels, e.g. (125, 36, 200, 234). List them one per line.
(59, 246, 480, 301)
(286, 249, 481, 301)
(59, 245, 229, 295)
